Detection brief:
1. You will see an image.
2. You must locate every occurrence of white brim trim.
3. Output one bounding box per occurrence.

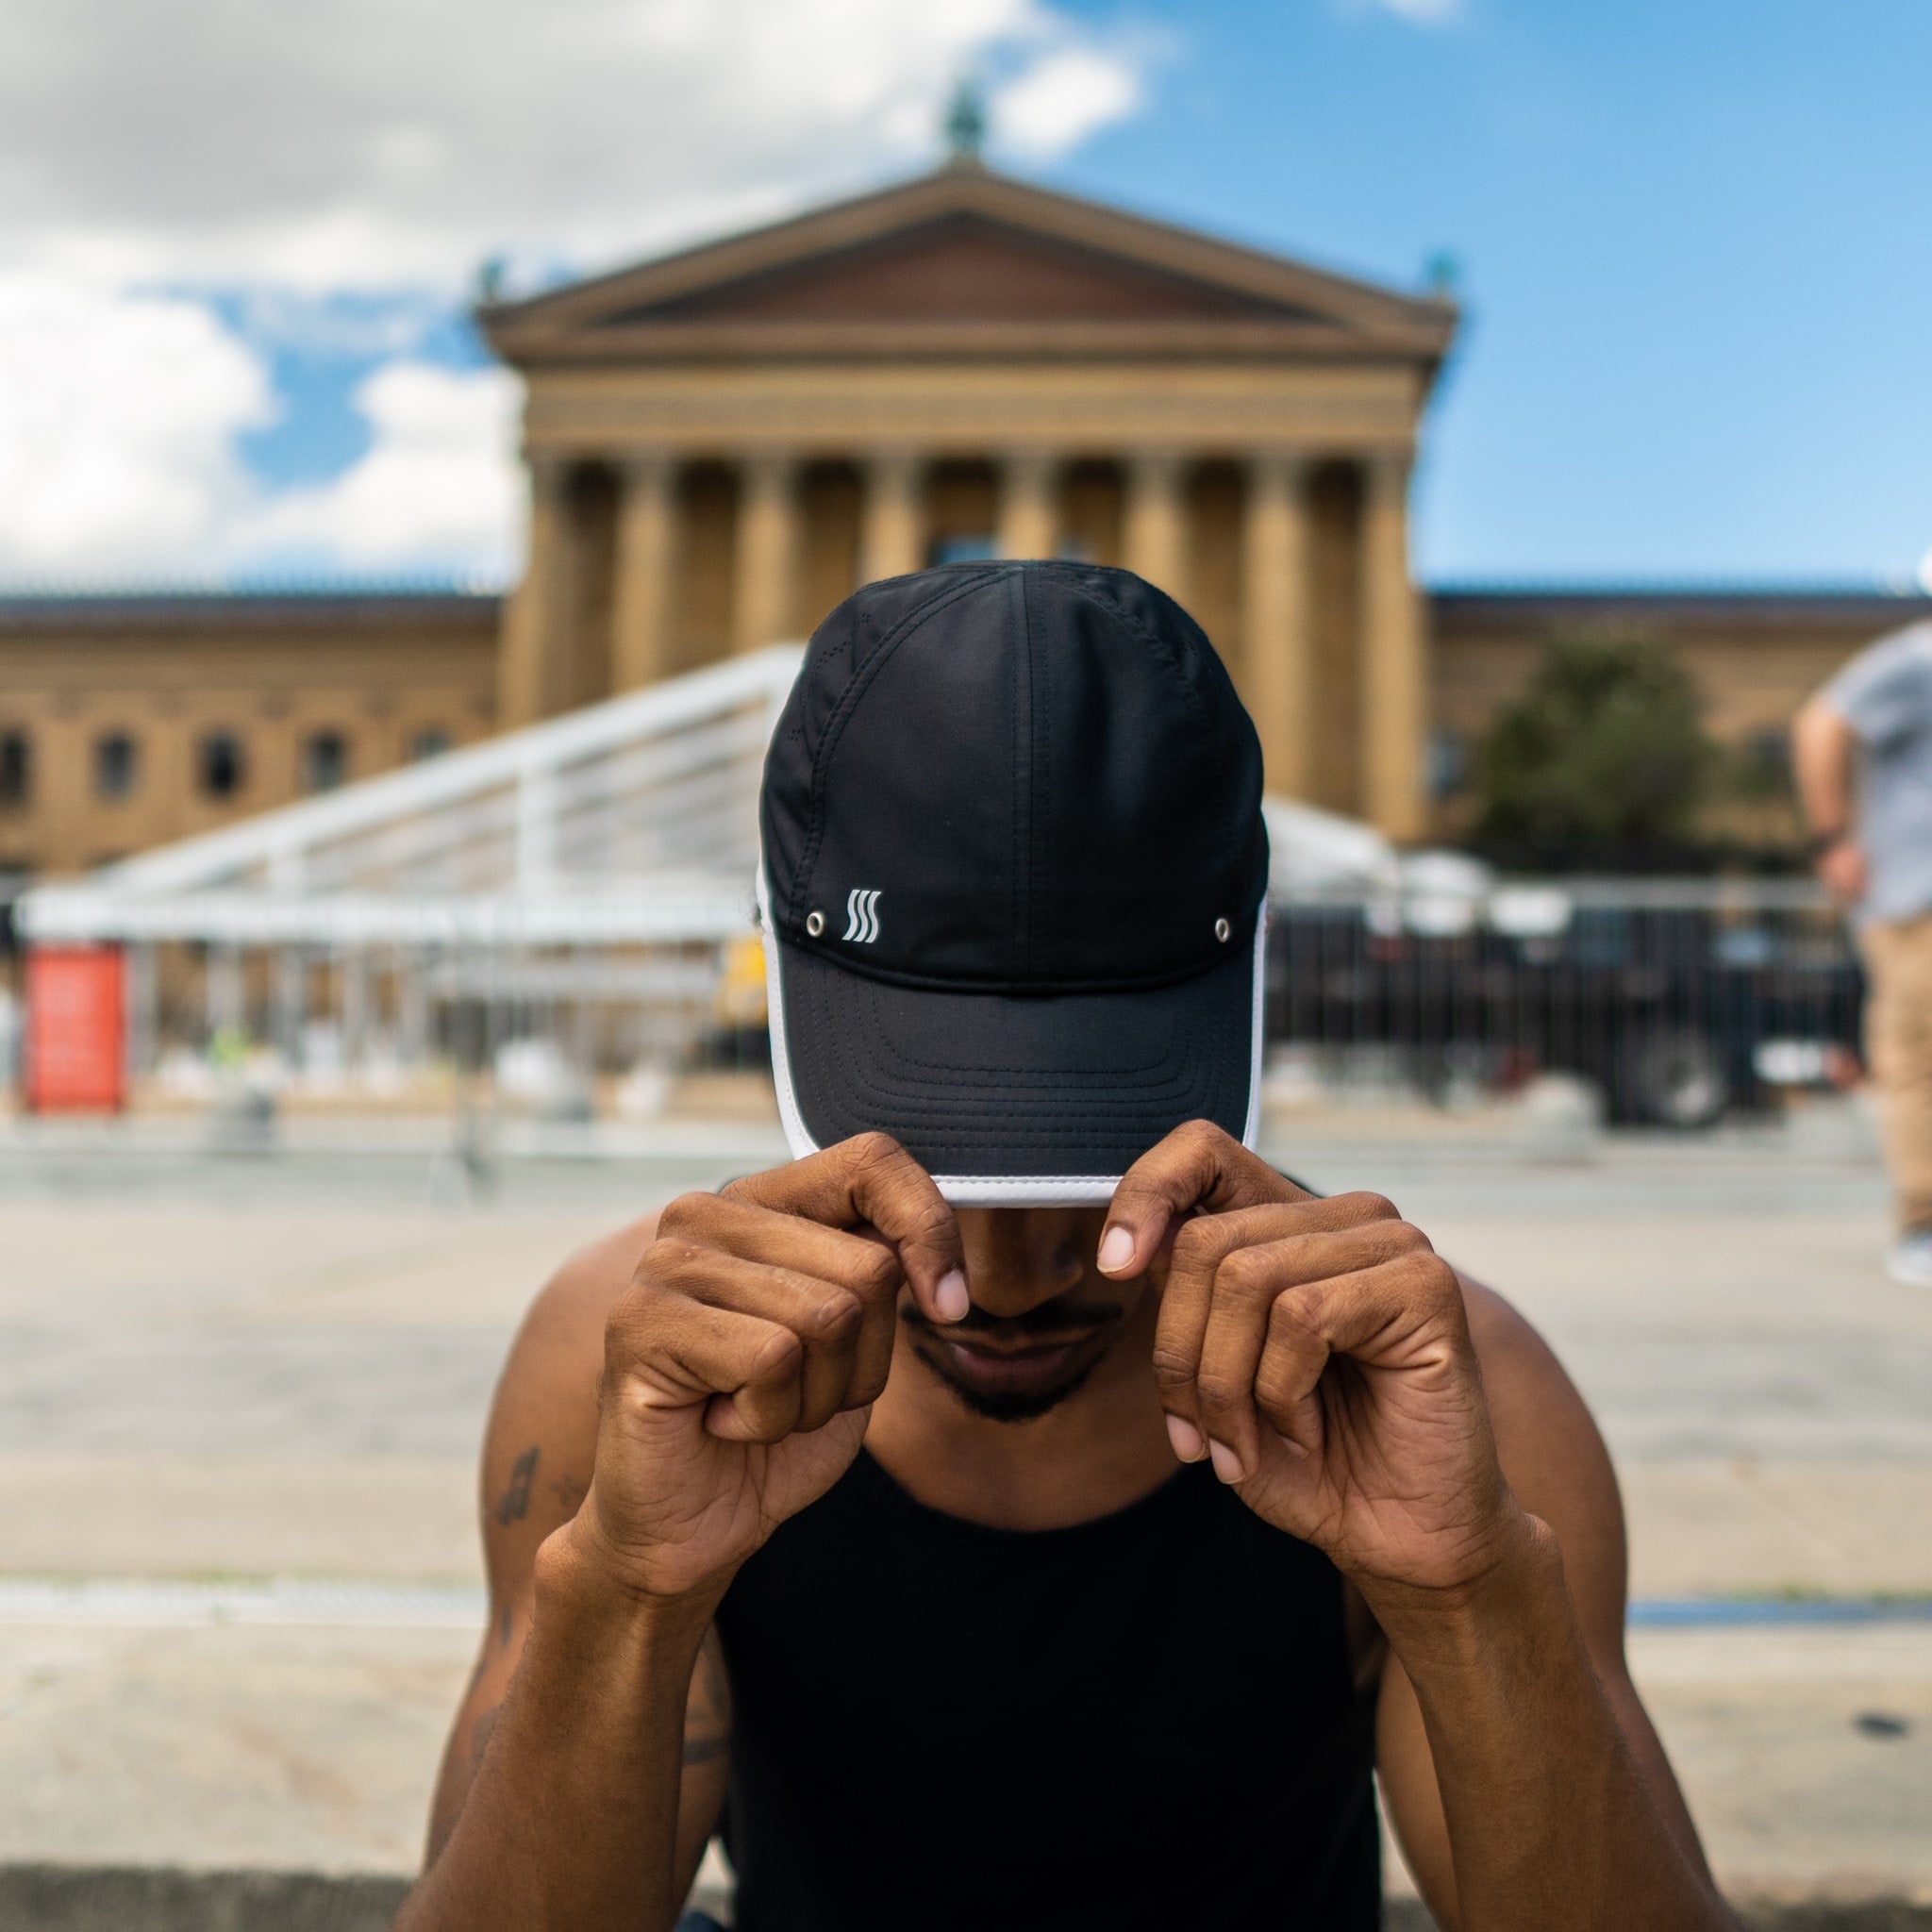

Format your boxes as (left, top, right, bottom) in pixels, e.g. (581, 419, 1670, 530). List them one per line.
(758, 868, 1268, 1208)
(758, 864, 824, 1166)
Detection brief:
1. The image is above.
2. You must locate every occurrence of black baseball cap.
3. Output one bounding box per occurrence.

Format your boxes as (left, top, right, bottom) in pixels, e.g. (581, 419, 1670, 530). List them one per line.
(758, 560, 1270, 1207)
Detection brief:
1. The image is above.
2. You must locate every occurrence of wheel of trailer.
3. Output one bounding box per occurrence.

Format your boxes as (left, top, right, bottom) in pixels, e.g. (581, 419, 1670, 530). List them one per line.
(1623, 1027, 1727, 1128)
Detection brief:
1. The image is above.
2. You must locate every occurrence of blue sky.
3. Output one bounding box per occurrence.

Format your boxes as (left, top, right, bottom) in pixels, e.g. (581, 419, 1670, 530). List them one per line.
(2, 0, 1928, 588)
(1037, 0, 1932, 584)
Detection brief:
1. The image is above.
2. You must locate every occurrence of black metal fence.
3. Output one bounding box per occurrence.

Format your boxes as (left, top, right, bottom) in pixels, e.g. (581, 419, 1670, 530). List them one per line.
(1266, 878, 1862, 1126)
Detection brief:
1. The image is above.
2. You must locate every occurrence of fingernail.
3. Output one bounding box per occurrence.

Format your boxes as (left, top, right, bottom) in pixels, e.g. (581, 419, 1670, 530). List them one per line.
(934, 1269, 969, 1324)
(1165, 1414, 1206, 1463)
(1096, 1225, 1136, 1274)
(1207, 1440, 1244, 1485)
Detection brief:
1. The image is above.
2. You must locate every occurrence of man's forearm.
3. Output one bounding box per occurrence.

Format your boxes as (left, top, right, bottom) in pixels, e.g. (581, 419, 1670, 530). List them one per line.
(1368, 1517, 1731, 1932)
(397, 1526, 716, 1932)
(1792, 700, 1854, 840)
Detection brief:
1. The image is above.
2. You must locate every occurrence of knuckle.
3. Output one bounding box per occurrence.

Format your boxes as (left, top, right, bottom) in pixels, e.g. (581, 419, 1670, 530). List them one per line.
(1266, 1291, 1320, 1344)
(641, 1234, 706, 1280)
(1193, 1367, 1250, 1412)
(745, 1325, 803, 1383)
(656, 1191, 715, 1234)
(1148, 1342, 1196, 1393)
(1215, 1248, 1275, 1301)
(1176, 1118, 1229, 1154)
(855, 1244, 901, 1297)
(808, 1290, 862, 1340)
(1170, 1220, 1219, 1271)
(842, 1130, 905, 1172)
(1341, 1191, 1399, 1224)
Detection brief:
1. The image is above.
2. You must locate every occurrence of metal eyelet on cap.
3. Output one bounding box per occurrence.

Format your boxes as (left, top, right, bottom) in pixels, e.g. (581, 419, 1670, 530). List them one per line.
(1214, 917, 1231, 942)
(806, 910, 825, 937)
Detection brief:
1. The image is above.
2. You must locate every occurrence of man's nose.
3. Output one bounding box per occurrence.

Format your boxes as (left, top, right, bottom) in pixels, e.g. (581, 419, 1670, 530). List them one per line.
(956, 1208, 1099, 1319)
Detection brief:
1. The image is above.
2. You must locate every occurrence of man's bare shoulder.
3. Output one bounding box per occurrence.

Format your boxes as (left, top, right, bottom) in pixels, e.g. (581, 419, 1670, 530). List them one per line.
(515, 1211, 663, 1368)
(478, 1210, 663, 1547)
(1457, 1273, 1628, 1641)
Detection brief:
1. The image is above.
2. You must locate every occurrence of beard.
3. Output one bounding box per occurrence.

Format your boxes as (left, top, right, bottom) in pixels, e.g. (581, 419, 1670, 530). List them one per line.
(899, 1292, 1124, 1424)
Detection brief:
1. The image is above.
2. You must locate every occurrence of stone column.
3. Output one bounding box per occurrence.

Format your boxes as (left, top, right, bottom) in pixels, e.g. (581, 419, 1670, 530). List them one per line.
(1242, 451, 1314, 800)
(609, 453, 677, 691)
(1359, 451, 1427, 843)
(859, 450, 925, 584)
(997, 451, 1059, 560)
(1124, 451, 1189, 600)
(732, 452, 801, 654)
(498, 453, 574, 727)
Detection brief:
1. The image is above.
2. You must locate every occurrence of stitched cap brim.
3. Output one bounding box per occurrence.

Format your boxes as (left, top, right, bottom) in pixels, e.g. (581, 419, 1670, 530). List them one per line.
(761, 882, 1266, 1208)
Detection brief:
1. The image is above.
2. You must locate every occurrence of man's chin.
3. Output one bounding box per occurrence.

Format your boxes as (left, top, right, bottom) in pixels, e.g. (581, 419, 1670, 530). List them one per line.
(914, 1335, 1107, 1423)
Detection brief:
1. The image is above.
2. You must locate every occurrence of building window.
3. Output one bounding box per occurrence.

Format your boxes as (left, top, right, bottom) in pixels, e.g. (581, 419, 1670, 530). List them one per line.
(303, 730, 349, 792)
(0, 730, 28, 810)
(1427, 727, 1472, 801)
(199, 731, 245, 800)
(408, 726, 453, 762)
(1733, 725, 1794, 800)
(93, 731, 139, 801)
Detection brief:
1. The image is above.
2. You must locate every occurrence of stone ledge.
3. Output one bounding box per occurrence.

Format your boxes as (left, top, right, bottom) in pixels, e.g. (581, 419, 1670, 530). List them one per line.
(0, 1869, 1924, 1932)
(0, 1866, 408, 1932)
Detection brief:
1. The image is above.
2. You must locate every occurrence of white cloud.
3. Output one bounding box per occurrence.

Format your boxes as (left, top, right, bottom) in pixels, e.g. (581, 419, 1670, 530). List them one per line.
(0, 0, 1151, 582)
(991, 46, 1144, 159)
(0, 272, 271, 577)
(239, 362, 525, 578)
(0, 271, 520, 584)
(0, 0, 1151, 293)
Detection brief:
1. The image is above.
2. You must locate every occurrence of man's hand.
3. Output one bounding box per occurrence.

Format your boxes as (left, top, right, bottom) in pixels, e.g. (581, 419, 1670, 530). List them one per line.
(566, 1133, 966, 1606)
(1816, 833, 1869, 905)
(1098, 1122, 1524, 1600)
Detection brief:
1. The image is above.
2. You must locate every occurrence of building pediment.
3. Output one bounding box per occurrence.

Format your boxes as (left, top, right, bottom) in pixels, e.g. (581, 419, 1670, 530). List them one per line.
(483, 162, 1456, 367)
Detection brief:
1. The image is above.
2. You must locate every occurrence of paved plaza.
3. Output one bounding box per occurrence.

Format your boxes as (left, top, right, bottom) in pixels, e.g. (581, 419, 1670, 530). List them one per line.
(0, 1104, 1927, 1915)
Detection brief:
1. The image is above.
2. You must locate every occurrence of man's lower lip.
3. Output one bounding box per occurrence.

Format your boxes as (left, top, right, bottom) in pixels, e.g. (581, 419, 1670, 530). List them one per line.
(941, 1340, 1081, 1392)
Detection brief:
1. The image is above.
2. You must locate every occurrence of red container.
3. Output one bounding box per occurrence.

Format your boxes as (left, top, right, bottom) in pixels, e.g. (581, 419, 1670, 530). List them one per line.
(25, 946, 126, 1114)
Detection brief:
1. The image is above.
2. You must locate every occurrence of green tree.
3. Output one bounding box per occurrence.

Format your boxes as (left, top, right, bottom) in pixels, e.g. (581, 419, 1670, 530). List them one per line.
(1472, 634, 1717, 868)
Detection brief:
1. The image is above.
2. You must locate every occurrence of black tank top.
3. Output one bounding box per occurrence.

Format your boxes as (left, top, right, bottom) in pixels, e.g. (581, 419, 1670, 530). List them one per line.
(715, 1447, 1381, 1931)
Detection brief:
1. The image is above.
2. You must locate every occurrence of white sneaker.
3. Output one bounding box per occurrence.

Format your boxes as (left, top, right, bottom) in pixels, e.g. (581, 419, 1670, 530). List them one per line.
(1885, 1231, 1932, 1286)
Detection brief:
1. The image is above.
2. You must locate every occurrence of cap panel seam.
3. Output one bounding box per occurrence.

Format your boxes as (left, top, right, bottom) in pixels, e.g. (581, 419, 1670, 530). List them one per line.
(1031, 563, 1051, 985)
(786, 564, 1014, 932)
(1058, 575, 1263, 899)
(1011, 567, 1030, 986)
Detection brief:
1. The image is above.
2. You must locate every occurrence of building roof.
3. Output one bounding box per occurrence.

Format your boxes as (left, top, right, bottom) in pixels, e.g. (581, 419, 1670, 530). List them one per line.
(480, 160, 1459, 371)
(1433, 583, 1932, 630)
(4, 582, 1926, 634)
(0, 587, 502, 633)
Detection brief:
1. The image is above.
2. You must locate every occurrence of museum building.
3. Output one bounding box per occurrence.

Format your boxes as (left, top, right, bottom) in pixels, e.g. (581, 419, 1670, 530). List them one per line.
(1, 158, 1924, 884)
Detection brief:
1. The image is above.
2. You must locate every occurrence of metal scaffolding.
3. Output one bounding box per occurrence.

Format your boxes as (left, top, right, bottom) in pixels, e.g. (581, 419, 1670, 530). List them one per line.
(16, 647, 803, 1096)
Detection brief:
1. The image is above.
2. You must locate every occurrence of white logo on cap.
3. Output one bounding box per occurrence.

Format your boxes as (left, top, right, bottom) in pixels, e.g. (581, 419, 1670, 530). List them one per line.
(842, 888, 881, 943)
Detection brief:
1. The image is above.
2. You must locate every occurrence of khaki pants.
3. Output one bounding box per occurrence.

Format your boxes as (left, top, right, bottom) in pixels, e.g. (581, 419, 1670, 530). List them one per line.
(1858, 915, 1932, 1233)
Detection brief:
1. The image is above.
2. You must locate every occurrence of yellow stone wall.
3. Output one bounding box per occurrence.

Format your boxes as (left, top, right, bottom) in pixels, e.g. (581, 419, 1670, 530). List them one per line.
(0, 596, 499, 879)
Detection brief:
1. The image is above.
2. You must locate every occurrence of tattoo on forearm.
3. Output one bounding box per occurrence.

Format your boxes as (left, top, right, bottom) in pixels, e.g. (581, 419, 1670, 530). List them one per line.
(548, 1470, 589, 1513)
(681, 1629, 732, 1771)
(494, 1446, 538, 1525)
